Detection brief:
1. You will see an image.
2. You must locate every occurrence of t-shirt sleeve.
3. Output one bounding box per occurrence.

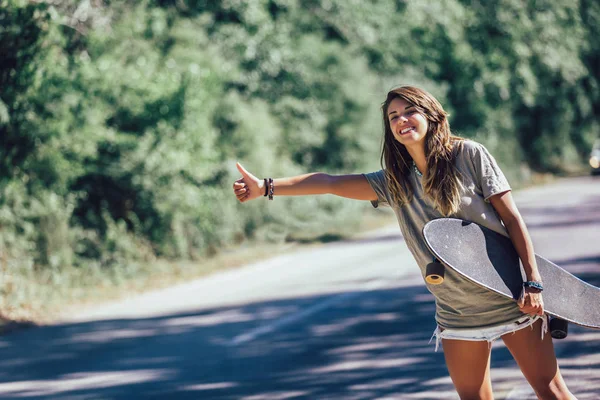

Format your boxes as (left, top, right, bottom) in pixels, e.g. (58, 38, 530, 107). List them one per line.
(469, 143, 511, 202)
(362, 170, 391, 208)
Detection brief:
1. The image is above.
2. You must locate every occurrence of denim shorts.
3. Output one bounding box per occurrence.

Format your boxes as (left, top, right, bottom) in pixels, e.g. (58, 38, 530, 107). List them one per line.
(429, 314, 548, 352)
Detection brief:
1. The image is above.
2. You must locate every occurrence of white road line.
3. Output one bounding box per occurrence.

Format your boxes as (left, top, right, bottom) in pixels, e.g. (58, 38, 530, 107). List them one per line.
(227, 279, 388, 346)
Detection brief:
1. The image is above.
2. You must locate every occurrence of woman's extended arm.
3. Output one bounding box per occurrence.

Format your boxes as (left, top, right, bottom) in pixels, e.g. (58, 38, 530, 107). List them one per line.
(489, 190, 544, 316)
(233, 163, 378, 203)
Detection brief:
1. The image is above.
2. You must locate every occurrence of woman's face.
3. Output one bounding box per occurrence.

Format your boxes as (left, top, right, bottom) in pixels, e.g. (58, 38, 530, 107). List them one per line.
(386, 97, 429, 149)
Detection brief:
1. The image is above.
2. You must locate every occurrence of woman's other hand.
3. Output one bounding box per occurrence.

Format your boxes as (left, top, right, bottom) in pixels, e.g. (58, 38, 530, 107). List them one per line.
(233, 163, 263, 203)
(517, 287, 544, 316)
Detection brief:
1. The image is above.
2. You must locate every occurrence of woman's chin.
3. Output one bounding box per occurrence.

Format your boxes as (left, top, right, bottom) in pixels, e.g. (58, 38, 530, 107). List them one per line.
(395, 134, 424, 146)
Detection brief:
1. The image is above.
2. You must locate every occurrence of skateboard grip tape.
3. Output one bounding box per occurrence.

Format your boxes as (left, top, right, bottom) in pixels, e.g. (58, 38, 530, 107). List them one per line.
(425, 261, 445, 285)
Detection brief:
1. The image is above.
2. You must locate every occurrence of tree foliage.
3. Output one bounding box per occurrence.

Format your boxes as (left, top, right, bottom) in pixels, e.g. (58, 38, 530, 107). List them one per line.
(0, 0, 598, 272)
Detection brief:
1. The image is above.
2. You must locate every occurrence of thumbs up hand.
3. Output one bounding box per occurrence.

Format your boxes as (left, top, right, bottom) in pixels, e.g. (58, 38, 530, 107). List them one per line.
(233, 162, 264, 203)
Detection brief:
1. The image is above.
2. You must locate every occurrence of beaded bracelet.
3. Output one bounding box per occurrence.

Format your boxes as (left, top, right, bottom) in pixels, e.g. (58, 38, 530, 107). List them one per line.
(268, 178, 274, 200)
(523, 281, 544, 291)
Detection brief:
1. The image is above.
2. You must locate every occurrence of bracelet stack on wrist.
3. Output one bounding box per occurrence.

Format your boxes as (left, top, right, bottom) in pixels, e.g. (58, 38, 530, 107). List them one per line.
(523, 280, 544, 292)
(263, 178, 274, 200)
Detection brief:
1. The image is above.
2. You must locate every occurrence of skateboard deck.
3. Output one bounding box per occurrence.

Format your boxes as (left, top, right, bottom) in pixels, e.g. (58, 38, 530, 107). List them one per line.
(422, 218, 600, 334)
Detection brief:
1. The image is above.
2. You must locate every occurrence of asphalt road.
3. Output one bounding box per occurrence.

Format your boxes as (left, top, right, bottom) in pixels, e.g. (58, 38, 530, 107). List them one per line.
(1, 176, 599, 399)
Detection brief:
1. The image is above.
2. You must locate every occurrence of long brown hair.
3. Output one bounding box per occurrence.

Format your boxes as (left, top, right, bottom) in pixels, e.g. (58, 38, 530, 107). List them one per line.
(381, 86, 464, 216)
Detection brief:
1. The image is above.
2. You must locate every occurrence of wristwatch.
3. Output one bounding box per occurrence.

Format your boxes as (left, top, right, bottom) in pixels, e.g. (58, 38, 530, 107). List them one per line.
(523, 281, 544, 292)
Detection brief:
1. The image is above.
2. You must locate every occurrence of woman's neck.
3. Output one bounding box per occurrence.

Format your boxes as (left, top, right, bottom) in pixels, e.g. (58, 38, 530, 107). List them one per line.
(407, 145, 427, 176)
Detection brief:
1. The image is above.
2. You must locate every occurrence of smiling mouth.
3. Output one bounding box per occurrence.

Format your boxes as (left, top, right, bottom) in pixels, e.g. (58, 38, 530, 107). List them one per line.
(400, 127, 415, 135)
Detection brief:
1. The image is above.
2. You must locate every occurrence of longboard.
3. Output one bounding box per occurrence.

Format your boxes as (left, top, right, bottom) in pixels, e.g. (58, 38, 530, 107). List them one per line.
(422, 218, 600, 338)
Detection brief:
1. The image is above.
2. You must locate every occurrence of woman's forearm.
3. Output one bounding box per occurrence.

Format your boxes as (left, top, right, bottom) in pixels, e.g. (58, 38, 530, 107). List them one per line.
(490, 192, 542, 283)
(266, 173, 333, 196)
(503, 216, 542, 282)
(263, 173, 377, 201)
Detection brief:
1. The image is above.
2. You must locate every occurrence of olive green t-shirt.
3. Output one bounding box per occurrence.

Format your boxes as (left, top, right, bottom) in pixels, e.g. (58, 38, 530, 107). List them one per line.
(364, 140, 524, 329)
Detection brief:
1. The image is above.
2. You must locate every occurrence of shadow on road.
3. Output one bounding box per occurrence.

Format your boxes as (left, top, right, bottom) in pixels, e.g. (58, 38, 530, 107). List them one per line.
(0, 275, 599, 399)
(0, 283, 449, 399)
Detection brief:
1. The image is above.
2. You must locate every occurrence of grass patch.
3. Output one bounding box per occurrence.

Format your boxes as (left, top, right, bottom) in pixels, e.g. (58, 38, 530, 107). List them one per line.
(1, 208, 396, 326)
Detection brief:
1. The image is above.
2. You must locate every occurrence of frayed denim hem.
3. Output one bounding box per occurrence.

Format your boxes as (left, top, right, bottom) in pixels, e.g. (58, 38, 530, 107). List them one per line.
(429, 314, 549, 352)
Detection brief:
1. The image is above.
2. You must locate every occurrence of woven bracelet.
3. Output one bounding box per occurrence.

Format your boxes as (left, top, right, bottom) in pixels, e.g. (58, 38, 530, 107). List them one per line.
(263, 178, 268, 197)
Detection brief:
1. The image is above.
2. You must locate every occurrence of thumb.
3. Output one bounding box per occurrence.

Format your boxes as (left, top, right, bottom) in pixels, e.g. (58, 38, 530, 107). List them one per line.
(236, 162, 255, 180)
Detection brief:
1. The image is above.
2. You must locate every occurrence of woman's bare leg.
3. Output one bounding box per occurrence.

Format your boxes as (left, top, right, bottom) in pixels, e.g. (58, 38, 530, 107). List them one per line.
(442, 338, 494, 399)
(501, 319, 576, 399)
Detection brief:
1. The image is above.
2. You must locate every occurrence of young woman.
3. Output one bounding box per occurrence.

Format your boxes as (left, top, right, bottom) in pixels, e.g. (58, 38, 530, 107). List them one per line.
(232, 86, 575, 399)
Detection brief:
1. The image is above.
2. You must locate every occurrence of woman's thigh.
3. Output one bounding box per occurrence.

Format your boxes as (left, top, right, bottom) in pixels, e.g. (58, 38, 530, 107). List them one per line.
(442, 338, 494, 399)
(501, 319, 574, 399)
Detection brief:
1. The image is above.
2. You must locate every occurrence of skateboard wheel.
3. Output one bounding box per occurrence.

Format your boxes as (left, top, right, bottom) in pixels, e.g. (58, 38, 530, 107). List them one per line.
(550, 318, 568, 339)
(425, 262, 445, 285)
